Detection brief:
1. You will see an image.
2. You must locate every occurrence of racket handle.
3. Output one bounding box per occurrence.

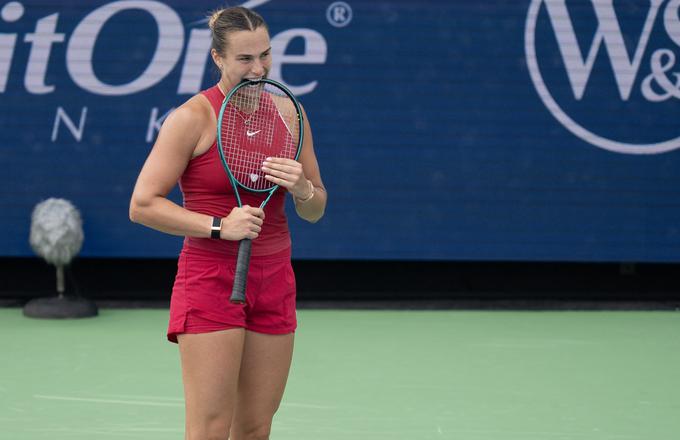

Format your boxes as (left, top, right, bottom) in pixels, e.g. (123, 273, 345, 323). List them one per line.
(230, 238, 252, 304)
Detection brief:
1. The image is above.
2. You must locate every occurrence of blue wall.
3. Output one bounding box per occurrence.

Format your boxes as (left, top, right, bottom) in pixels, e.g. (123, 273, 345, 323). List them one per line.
(2, 0, 680, 261)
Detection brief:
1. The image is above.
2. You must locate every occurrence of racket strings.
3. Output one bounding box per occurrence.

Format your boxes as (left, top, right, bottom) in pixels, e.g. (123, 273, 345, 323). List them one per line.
(221, 84, 300, 191)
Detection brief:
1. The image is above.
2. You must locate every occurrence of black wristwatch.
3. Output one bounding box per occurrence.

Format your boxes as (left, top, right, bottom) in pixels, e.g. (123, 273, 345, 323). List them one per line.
(210, 216, 222, 239)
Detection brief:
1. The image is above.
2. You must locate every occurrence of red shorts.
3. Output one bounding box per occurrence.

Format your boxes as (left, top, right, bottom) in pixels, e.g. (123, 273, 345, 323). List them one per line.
(167, 246, 297, 343)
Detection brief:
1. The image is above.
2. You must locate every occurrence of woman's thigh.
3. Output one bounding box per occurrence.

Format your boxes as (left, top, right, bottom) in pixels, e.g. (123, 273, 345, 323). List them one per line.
(178, 328, 246, 439)
(230, 331, 295, 439)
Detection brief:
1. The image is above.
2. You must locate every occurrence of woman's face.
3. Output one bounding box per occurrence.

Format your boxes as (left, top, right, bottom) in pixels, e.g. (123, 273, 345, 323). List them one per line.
(213, 26, 272, 88)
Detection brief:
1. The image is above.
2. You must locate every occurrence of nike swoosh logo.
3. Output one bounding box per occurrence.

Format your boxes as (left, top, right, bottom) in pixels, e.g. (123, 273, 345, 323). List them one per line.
(246, 130, 261, 137)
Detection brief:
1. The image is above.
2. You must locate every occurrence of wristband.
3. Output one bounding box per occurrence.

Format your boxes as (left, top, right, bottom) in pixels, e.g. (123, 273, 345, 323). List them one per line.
(210, 216, 222, 239)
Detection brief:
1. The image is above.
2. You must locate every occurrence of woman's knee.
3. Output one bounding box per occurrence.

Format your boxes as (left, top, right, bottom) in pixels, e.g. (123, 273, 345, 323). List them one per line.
(186, 413, 232, 440)
(231, 420, 272, 440)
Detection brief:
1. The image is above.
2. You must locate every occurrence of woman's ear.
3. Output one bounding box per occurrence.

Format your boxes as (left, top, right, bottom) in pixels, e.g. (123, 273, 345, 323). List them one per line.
(210, 49, 222, 71)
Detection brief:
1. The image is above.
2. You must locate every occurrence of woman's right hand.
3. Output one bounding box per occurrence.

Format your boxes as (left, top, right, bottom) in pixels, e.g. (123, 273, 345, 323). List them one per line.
(219, 205, 265, 240)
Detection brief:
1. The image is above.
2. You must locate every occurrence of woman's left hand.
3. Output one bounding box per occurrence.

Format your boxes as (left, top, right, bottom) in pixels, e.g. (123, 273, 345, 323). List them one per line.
(261, 157, 311, 199)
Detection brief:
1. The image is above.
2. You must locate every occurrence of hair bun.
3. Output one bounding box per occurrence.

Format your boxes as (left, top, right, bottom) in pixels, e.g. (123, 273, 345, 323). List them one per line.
(208, 9, 223, 30)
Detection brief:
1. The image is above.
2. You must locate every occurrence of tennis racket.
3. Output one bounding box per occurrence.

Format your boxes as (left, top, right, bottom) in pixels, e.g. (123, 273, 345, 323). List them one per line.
(217, 78, 304, 304)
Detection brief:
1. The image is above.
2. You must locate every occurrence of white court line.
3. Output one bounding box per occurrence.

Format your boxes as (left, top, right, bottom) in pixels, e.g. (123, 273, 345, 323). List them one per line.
(282, 402, 337, 410)
(99, 393, 183, 401)
(33, 395, 182, 407)
(24, 427, 159, 438)
(114, 428, 182, 432)
(34, 394, 334, 410)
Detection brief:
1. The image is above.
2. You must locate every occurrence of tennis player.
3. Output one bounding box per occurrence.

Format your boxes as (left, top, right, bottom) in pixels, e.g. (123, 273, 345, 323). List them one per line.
(129, 6, 326, 439)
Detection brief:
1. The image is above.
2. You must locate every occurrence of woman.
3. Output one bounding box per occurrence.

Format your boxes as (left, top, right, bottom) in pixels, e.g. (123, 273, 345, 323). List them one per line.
(129, 6, 326, 440)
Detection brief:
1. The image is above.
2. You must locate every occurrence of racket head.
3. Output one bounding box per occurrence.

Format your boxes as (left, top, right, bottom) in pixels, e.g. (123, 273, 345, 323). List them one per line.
(217, 78, 304, 193)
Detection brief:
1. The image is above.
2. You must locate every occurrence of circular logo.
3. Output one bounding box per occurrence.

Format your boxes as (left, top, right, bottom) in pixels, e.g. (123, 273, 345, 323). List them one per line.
(327, 1, 353, 28)
(525, 0, 680, 154)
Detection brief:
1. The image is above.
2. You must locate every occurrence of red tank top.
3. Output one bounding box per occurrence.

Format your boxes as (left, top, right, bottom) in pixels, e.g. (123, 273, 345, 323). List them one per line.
(179, 85, 291, 256)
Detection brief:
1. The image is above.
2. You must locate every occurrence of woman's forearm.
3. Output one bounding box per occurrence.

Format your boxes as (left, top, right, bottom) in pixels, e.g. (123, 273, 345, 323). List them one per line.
(294, 185, 327, 223)
(129, 196, 213, 238)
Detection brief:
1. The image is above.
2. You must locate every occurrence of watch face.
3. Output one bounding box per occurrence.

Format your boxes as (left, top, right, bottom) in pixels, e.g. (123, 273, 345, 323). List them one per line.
(211, 217, 221, 238)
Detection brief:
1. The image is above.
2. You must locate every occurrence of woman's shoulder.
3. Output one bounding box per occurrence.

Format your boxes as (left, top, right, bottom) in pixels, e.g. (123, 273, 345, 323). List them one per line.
(162, 92, 217, 157)
(174, 93, 213, 123)
(270, 93, 297, 113)
(161, 93, 213, 136)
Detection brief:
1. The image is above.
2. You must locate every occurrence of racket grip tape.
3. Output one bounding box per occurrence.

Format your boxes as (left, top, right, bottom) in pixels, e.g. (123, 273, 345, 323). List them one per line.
(230, 238, 252, 304)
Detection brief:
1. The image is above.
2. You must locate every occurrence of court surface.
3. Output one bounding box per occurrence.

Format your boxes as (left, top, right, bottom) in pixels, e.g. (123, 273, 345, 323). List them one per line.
(1, 307, 679, 440)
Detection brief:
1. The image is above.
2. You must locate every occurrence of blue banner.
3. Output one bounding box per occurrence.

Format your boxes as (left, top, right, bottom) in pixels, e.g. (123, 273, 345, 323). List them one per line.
(1, 0, 679, 261)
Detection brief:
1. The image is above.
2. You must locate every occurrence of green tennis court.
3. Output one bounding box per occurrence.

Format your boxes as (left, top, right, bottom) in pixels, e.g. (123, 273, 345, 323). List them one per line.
(1, 307, 679, 439)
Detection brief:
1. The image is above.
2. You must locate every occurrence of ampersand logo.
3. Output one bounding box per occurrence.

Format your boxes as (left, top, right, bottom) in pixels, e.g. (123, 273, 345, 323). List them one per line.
(525, 0, 680, 154)
(641, 49, 680, 101)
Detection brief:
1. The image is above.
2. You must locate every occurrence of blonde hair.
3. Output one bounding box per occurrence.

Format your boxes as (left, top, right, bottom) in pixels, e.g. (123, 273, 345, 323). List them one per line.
(208, 6, 268, 56)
